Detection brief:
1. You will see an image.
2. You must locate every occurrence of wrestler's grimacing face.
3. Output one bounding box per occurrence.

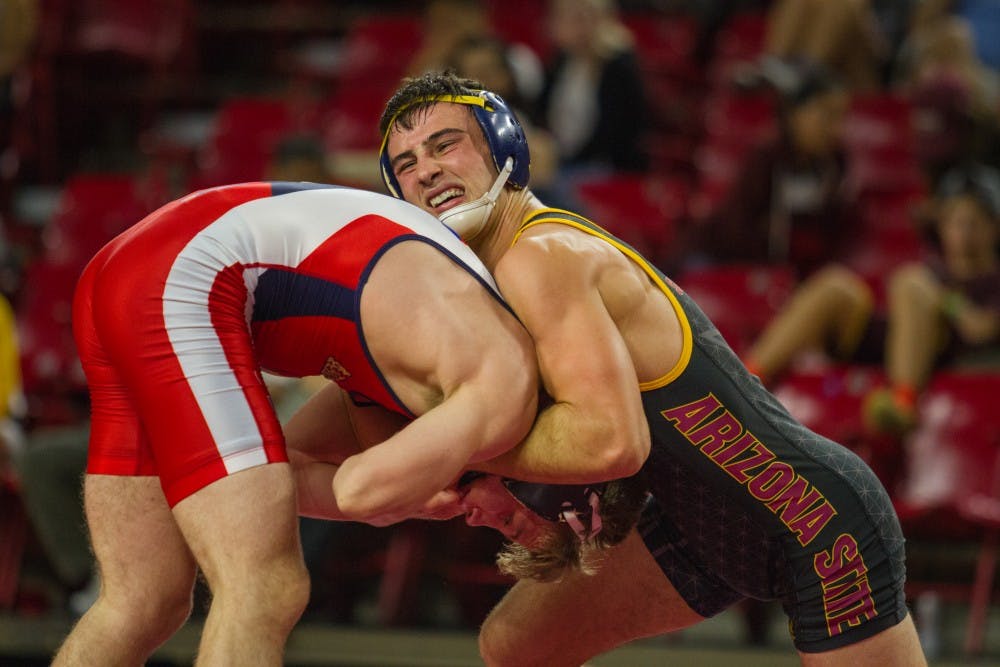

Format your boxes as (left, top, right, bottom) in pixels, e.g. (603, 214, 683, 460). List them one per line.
(385, 103, 496, 218)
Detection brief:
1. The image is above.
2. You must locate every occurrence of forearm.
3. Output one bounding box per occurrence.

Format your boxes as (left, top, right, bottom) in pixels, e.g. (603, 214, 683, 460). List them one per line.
(332, 386, 528, 522)
(296, 461, 352, 520)
(943, 292, 1000, 344)
(476, 400, 647, 484)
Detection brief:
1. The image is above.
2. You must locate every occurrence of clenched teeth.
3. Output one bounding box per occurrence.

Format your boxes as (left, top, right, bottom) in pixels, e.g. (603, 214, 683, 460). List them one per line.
(430, 188, 462, 207)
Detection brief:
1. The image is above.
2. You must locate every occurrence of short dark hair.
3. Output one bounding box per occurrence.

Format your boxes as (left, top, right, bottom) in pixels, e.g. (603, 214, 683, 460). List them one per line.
(916, 163, 1000, 254)
(495, 471, 649, 582)
(936, 163, 1000, 218)
(378, 70, 484, 139)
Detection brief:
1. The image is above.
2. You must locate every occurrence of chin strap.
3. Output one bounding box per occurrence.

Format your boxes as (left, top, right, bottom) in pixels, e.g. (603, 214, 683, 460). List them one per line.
(438, 157, 514, 241)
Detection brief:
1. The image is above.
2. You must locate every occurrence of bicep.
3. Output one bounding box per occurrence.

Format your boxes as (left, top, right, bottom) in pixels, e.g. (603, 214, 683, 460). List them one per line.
(501, 254, 643, 426)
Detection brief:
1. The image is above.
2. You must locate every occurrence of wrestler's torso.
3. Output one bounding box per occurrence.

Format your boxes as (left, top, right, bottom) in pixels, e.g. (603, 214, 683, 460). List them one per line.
(101, 182, 497, 416)
(515, 209, 904, 607)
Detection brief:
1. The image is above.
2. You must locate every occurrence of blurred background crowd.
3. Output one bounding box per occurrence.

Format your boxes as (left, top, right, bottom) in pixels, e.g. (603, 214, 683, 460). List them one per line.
(0, 0, 998, 662)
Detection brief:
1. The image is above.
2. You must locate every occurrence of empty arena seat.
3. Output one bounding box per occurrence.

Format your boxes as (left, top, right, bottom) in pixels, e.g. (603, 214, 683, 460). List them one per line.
(679, 263, 796, 356)
(42, 174, 147, 269)
(573, 174, 688, 264)
(334, 14, 422, 89)
(771, 365, 884, 447)
(191, 98, 295, 190)
(893, 371, 1000, 656)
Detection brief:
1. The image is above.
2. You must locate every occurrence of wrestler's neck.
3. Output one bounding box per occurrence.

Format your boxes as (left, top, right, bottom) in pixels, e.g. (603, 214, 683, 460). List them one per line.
(468, 188, 546, 271)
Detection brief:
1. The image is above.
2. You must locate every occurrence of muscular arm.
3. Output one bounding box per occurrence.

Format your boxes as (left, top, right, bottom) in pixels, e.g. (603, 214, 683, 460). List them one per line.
(475, 233, 650, 483)
(284, 382, 411, 519)
(331, 242, 538, 524)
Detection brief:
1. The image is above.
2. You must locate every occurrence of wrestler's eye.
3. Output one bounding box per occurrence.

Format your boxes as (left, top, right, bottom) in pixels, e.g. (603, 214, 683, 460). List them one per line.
(436, 139, 457, 154)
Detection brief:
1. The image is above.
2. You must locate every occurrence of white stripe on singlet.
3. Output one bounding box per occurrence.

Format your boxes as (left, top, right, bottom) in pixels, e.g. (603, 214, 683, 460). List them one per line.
(161, 187, 496, 472)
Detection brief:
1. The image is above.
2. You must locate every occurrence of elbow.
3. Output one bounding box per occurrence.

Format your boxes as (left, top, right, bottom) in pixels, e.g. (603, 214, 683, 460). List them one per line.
(604, 420, 651, 478)
(333, 468, 384, 523)
(333, 481, 370, 522)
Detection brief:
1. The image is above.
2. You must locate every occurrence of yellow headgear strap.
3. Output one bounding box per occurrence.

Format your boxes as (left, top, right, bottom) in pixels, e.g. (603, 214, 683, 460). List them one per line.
(378, 93, 491, 157)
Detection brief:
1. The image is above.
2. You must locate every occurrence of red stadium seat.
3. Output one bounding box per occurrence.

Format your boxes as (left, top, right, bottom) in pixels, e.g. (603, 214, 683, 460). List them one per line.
(317, 84, 397, 153)
(893, 372, 1000, 656)
(191, 98, 296, 190)
(771, 365, 884, 448)
(573, 174, 689, 264)
(624, 13, 702, 81)
(487, 0, 550, 62)
(702, 90, 777, 149)
(16, 259, 85, 397)
(707, 11, 769, 87)
(845, 145, 926, 201)
(42, 174, 148, 269)
(689, 91, 777, 218)
(842, 92, 914, 157)
(335, 14, 422, 90)
(679, 263, 796, 356)
(843, 190, 927, 298)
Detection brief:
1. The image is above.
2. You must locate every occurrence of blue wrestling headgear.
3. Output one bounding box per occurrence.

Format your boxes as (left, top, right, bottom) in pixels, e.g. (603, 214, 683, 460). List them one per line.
(378, 91, 530, 240)
(459, 473, 605, 541)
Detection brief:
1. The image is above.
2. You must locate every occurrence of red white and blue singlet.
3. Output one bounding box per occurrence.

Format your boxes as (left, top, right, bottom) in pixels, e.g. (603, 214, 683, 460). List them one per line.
(73, 182, 498, 506)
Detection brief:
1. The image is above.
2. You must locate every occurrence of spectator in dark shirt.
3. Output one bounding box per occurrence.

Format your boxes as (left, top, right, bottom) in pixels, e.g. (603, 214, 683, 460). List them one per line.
(691, 62, 857, 280)
(535, 0, 648, 175)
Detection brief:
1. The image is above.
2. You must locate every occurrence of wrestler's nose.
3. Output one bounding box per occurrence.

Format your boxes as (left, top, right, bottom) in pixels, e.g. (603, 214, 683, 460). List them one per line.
(415, 156, 442, 186)
(464, 507, 487, 527)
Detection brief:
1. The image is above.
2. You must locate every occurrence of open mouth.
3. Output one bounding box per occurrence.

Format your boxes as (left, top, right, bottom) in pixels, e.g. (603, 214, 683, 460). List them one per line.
(428, 187, 463, 211)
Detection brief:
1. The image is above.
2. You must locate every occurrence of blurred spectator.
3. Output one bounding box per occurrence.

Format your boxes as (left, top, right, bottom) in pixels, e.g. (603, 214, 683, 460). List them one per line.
(14, 424, 94, 615)
(266, 133, 333, 184)
(744, 163, 1000, 436)
(762, 0, 886, 91)
(895, 14, 999, 122)
(678, 0, 772, 66)
(909, 72, 984, 186)
(894, 13, 1000, 179)
(910, 0, 1000, 73)
(406, 0, 492, 78)
(0, 0, 37, 84)
(0, 288, 25, 484)
(445, 35, 558, 190)
(690, 61, 858, 279)
(534, 0, 648, 176)
(0, 0, 39, 209)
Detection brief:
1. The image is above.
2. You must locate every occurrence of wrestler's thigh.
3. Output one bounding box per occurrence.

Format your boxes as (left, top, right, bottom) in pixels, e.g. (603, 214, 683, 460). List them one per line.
(799, 614, 926, 667)
(481, 529, 705, 667)
(84, 474, 197, 600)
(170, 462, 303, 586)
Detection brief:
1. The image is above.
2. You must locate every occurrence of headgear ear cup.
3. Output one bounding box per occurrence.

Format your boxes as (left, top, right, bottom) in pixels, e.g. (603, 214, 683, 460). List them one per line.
(379, 90, 531, 199)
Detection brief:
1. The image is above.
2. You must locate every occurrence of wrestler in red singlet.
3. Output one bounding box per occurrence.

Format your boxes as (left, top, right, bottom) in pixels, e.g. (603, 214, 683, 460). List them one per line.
(73, 182, 498, 506)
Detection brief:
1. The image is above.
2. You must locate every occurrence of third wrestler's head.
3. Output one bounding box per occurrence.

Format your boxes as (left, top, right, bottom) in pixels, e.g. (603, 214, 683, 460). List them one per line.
(378, 71, 530, 241)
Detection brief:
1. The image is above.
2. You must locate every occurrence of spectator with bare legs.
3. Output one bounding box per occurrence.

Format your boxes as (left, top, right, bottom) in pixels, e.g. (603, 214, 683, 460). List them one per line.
(744, 163, 1000, 435)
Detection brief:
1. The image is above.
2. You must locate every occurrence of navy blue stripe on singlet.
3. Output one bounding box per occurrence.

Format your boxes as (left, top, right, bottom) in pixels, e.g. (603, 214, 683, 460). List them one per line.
(252, 269, 354, 322)
(268, 181, 344, 196)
